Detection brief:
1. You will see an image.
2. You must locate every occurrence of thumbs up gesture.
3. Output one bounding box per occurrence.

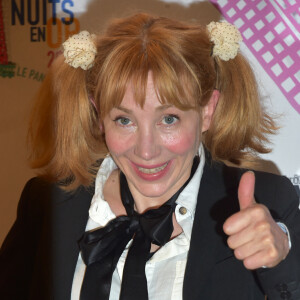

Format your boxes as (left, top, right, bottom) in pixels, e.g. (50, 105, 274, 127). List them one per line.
(223, 171, 290, 270)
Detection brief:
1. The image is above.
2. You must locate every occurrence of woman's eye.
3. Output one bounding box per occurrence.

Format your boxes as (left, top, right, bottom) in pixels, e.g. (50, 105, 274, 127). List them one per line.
(115, 117, 132, 126)
(162, 115, 179, 125)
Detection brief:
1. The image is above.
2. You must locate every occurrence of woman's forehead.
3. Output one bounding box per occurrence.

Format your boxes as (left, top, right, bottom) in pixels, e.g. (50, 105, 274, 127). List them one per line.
(99, 70, 200, 118)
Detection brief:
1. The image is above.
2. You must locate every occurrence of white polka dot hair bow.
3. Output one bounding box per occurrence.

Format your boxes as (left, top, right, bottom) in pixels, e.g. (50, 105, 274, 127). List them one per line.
(207, 21, 243, 61)
(63, 31, 97, 70)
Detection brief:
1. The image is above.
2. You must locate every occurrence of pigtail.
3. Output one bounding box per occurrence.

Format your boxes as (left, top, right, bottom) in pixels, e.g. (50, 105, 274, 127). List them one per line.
(202, 21, 277, 166)
(28, 54, 104, 189)
(204, 54, 277, 165)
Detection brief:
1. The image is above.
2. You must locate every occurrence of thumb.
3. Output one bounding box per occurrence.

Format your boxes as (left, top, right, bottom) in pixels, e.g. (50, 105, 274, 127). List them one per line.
(238, 171, 256, 210)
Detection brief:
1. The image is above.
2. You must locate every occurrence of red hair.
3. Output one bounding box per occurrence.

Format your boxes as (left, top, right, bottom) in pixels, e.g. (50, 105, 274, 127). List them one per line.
(28, 13, 277, 189)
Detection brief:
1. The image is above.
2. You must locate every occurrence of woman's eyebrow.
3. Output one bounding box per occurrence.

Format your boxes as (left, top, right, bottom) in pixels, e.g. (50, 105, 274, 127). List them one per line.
(114, 106, 132, 113)
(114, 104, 173, 113)
(156, 104, 173, 111)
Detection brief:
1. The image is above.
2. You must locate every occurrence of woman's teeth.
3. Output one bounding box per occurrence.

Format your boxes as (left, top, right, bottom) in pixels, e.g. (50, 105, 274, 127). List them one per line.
(138, 162, 168, 174)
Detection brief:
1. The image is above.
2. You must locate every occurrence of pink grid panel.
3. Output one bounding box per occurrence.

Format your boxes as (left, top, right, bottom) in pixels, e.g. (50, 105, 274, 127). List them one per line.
(210, 0, 300, 114)
(274, 0, 300, 31)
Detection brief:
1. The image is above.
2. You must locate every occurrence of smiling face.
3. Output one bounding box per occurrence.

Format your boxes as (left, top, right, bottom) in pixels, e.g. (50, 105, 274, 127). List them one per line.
(103, 74, 206, 212)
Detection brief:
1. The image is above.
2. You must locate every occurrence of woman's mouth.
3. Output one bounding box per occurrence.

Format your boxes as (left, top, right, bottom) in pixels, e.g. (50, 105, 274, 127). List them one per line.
(137, 162, 168, 174)
(131, 160, 172, 181)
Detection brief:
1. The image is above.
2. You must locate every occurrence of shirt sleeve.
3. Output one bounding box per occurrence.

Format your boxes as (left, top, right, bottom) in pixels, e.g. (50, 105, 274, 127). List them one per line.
(277, 222, 291, 249)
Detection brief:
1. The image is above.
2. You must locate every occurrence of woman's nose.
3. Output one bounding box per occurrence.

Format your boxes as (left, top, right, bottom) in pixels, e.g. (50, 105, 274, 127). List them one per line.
(134, 127, 160, 161)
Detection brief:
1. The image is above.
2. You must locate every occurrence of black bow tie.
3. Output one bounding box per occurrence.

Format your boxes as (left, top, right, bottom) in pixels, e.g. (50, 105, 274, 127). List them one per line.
(79, 157, 199, 300)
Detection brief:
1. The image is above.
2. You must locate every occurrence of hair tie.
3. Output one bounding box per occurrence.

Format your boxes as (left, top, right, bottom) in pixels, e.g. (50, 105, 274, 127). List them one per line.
(89, 95, 99, 114)
(63, 31, 97, 70)
(207, 21, 242, 61)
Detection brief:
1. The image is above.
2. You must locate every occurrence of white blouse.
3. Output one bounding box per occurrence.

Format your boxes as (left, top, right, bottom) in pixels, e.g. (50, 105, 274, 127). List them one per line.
(71, 145, 205, 300)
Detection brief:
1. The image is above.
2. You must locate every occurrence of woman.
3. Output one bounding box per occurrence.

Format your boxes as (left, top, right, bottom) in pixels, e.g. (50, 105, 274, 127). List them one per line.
(0, 13, 299, 300)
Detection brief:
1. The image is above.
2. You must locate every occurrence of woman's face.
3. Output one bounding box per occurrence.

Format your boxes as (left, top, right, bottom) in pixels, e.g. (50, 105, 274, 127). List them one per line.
(103, 75, 203, 212)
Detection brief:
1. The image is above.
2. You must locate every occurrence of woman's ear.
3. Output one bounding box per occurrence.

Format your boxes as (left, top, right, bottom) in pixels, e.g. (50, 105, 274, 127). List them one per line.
(201, 89, 220, 132)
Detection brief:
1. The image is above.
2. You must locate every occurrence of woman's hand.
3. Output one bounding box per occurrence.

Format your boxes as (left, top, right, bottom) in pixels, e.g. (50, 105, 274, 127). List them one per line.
(223, 171, 290, 270)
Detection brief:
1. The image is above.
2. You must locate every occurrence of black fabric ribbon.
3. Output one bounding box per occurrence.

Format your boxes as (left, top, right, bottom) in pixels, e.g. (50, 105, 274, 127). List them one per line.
(79, 157, 199, 300)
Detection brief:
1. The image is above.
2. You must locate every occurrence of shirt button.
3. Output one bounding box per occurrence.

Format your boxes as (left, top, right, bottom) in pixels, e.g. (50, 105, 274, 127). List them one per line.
(179, 207, 187, 215)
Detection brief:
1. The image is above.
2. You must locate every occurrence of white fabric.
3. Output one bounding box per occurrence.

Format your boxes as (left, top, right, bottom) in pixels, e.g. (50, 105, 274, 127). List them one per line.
(71, 144, 205, 300)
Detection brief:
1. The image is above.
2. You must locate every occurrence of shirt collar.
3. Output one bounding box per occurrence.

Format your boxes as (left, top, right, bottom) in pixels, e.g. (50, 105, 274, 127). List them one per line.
(175, 144, 205, 218)
(88, 156, 117, 226)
